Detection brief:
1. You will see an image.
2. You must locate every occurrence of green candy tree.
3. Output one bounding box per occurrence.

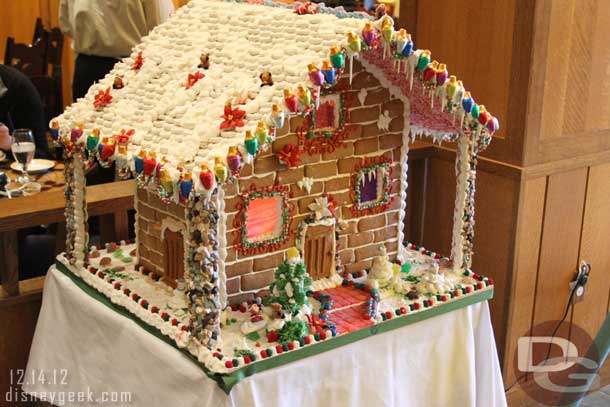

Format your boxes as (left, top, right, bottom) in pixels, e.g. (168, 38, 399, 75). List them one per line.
(264, 250, 312, 315)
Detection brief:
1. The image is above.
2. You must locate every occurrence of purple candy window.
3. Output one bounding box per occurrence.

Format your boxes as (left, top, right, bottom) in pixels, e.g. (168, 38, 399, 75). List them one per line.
(360, 171, 379, 202)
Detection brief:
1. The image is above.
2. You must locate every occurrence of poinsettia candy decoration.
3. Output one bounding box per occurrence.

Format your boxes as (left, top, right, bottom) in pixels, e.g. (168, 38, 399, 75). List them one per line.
(199, 163, 215, 190)
(131, 51, 143, 70)
(93, 87, 112, 109)
(220, 103, 246, 130)
(283, 87, 298, 113)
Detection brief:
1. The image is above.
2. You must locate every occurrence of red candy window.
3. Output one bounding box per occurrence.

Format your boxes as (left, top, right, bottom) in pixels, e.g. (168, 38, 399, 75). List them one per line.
(245, 196, 283, 243)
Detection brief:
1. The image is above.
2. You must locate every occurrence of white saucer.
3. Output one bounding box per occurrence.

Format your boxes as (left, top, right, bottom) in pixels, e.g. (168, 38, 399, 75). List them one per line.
(11, 159, 55, 174)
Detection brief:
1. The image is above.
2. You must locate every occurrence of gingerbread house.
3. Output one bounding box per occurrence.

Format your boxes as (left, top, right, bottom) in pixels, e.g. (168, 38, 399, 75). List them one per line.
(53, 0, 497, 376)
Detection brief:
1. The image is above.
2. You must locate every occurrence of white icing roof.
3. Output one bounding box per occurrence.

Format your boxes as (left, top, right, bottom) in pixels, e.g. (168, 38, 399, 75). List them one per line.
(56, 0, 367, 170)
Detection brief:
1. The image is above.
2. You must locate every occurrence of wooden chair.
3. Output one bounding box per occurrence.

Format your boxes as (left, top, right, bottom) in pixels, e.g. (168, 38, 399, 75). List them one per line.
(30, 75, 63, 125)
(3, 36, 48, 77)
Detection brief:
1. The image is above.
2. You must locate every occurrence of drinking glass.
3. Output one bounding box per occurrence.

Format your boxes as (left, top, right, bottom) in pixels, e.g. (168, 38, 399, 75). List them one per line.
(11, 129, 35, 184)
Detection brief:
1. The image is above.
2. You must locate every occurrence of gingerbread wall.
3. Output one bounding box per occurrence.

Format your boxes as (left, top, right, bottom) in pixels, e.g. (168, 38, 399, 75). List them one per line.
(136, 188, 188, 276)
(224, 61, 406, 303)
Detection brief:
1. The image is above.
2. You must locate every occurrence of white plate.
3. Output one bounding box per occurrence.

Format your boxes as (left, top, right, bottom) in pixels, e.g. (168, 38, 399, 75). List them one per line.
(0, 150, 6, 162)
(11, 159, 55, 174)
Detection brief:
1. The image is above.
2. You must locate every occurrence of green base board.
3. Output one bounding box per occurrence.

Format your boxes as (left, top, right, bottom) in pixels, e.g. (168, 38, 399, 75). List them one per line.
(55, 260, 494, 394)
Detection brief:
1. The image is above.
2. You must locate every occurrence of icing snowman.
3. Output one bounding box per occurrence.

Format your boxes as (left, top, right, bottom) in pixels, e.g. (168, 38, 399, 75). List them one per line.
(367, 245, 394, 288)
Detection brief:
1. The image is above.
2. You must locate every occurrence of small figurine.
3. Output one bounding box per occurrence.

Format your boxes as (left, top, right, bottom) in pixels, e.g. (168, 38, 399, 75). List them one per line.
(197, 53, 210, 70)
(375, 3, 387, 20)
(112, 75, 124, 90)
(259, 71, 273, 87)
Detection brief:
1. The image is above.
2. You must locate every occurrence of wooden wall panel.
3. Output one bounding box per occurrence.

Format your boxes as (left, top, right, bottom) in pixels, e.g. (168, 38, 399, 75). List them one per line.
(531, 168, 587, 328)
(502, 177, 546, 384)
(419, 156, 455, 255)
(571, 163, 610, 339)
(415, 0, 519, 164)
(525, 0, 610, 164)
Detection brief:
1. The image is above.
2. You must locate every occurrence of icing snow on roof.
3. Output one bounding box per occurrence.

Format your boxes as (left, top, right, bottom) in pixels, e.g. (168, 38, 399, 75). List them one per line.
(56, 0, 367, 170)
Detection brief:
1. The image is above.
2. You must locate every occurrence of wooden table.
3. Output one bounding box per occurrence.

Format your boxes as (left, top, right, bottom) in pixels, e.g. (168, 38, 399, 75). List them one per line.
(0, 160, 135, 297)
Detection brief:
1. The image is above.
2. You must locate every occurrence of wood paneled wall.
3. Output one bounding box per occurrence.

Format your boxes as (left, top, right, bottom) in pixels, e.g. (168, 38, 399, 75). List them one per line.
(406, 0, 610, 391)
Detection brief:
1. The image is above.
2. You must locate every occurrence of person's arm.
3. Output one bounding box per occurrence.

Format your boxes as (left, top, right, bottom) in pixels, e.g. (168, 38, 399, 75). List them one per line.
(142, 0, 162, 33)
(11, 79, 51, 159)
(59, 0, 74, 38)
(0, 124, 11, 151)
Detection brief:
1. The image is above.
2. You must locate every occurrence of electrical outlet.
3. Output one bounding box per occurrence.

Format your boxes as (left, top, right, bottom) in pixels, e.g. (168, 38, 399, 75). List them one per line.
(569, 261, 591, 304)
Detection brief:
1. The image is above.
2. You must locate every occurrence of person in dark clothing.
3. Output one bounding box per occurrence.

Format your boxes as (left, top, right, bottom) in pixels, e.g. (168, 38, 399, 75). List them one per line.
(0, 65, 51, 159)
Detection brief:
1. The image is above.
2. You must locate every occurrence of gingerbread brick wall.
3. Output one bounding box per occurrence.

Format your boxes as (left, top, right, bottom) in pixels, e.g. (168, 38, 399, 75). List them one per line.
(224, 60, 405, 303)
(136, 188, 187, 276)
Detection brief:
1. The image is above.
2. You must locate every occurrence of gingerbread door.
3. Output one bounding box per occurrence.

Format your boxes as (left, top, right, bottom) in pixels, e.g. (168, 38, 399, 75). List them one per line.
(163, 229, 184, 288)
(304, 224, 335, 280)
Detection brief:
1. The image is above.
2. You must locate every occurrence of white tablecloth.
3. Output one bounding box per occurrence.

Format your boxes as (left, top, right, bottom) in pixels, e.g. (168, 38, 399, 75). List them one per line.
(24, 266, 507, 407)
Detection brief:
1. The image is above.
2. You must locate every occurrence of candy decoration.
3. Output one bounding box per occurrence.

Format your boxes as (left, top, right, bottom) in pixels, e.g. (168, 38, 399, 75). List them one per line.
(143, 152, 157, 177)
(362, 22, 376, 47)
(329, 46, 345, 70)
(380, 16, 394, 43)
(199, 164, 215, 190)
(416, 50, 431, 71)
(86, 129, 100, 151)
(134, 151, 145, 174)
(131, 51, 144, 71)
(296, 84, 312, 107)
(226, 146, 242, 172)
(423, 61, 439, 83)
(100, 140, 115, 161)
(254, 121, 269, 147)
(436, 64, 448, 87)
(346, 31, 362, 53)
(220, 103, 246, 130)
(486, 116, 499, 134)
(71, 125, 83, 144)
(270, 103, 285, 129)
(394, 29, 408, 54)
(180, 172, 193, 199)
(477, 105, 489, 125)
(321, 60, 336, 85)
(283, 88, 298, 113)
(461, 92, 474, 113)
(185, 71, 205, 89)
(214, 157, 228, 183)
(471, 103, 480, 119)
(244, 130, 259, 157)
(307, 63, 324, 86)
(93, 87, 112, 109)
(159, 168, 174, 194)
(445, 75, 458, 101)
